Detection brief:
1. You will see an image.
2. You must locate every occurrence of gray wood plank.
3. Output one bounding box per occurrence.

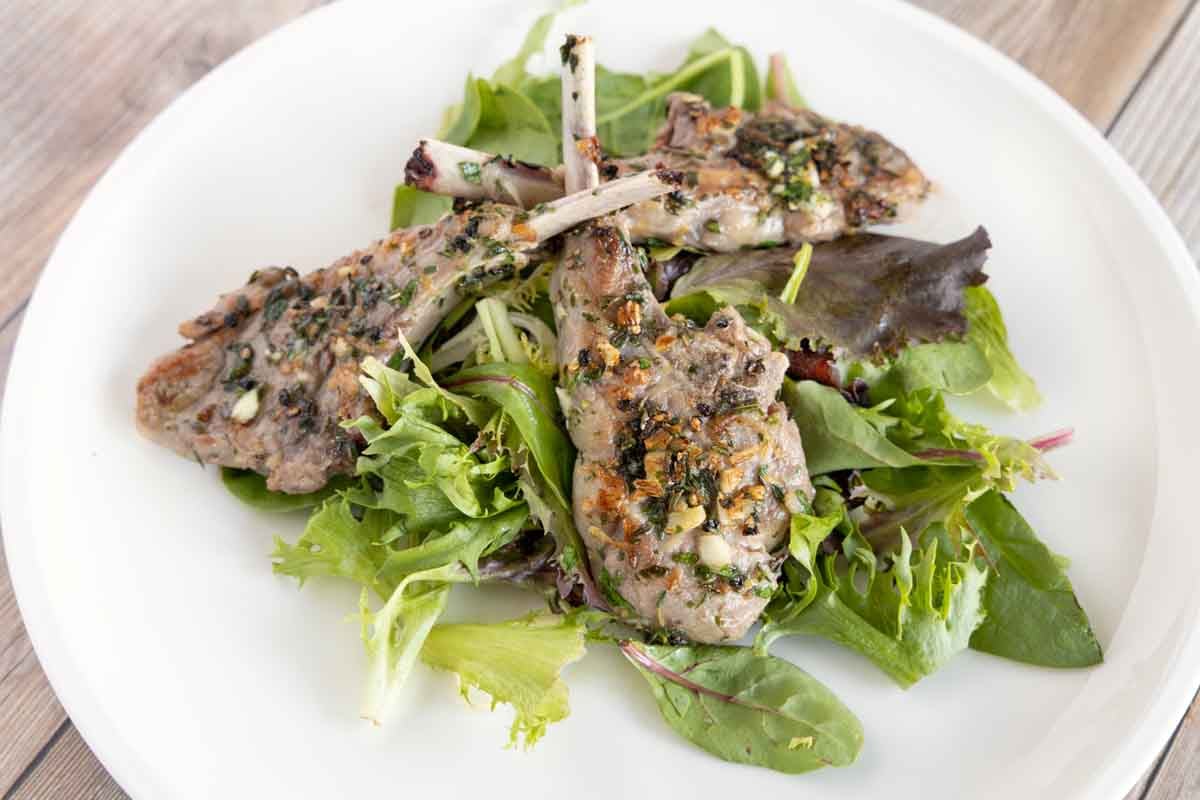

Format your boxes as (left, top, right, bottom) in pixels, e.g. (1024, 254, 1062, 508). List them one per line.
(0, 538, 67, 799)
(0, 0, 326, 334)
(1109, 2, 1200, 262)
(912, 0, 1191, 128)
(0, 311, 67, 799)
(7, 724, 126, 800)
(1142, 691, 1200, 799)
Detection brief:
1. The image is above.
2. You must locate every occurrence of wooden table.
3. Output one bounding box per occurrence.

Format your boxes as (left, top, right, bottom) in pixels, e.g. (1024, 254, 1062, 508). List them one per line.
(1, 1, 1197, 796)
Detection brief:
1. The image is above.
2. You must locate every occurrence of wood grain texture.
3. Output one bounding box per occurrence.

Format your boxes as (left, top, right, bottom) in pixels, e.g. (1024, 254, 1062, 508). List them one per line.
(0, 311, 69, 799)
(0, 0, 325, 330)
(912, 0, 1191, 128)
(0, 525, 68, 797)
(1109, 1, 1200, 262)
(0, 1, 1197, 798)
(1144, 691, 1200, 799)
(7, 724, 125, 800)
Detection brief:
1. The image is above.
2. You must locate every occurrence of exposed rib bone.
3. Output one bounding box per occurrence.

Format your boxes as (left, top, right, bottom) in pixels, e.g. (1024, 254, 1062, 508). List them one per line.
(525, 168, 681, 241)
(405, 139, 564, 208)
(559, 34, 599, 194)
(406, 92, 930, 249)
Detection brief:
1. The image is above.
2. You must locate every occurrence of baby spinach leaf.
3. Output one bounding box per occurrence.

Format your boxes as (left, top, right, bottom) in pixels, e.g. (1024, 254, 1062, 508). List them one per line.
(596, 66, 668, 156)
(471, 81, 559, 164)
(490, 0, 584, 89)
(781, 379, 923, 474)
(620, 641, 862, 773)
(391, 185, 453, 229)
(965, 491, 1102, 667)
(442, 74, 485, 145)
(517, 74, 562, 145)
(678, 29, 762, 111)
(521, 64, 707, 158)
(441, 76, 558, 164)
(220, 467, 347, 512)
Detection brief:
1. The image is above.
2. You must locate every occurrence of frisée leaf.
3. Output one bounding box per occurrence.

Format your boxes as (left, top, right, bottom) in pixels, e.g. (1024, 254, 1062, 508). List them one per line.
(761, 531, 988, 688)
(421, 613, 586, 747)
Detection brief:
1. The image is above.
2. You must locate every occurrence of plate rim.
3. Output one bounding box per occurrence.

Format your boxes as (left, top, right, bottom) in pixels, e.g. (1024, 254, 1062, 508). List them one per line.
(3, 0, 1199, 797)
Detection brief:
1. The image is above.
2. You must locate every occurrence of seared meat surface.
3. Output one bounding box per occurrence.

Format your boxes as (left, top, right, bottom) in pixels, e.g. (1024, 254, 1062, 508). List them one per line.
(137, 205, 534, 493)
(136, 169, 677, 493)
(618, 93, 928, 246)
(407, 93, 928, 248)
(552, 220, 813, 642)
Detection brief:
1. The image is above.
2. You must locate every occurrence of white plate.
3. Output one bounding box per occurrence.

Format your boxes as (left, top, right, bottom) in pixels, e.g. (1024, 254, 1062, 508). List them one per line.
(4, 0, 1200, 797)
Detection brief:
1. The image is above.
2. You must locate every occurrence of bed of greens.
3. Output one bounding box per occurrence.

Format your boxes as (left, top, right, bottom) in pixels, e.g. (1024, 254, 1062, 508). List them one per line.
(222, 6, 1100, 776)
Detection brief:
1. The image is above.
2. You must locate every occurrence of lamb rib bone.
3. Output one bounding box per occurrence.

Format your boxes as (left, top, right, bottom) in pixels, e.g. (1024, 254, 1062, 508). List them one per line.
(405, 91, 929, 247)
(405, 138, 564, 208)
(559, 33, 600, 195)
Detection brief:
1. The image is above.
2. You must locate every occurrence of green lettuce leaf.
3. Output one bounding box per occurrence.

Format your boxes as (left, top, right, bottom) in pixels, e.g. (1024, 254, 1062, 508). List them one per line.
(862, 340, 993, 398)
(441, 74, 561, 165)
(271, 498, 392, 593)
(964, 285, 1042, 411)
(965, 491, 1101, 667)
(781, 379, 923, 474)
(376, 505, 528, 590)
(857, 466, 983, 554)
(621, 641, 862, 773)
(523, 65, 673, 158)
(357, 354, 420, 426)
(273, 341, 575, 726)
(443, 362, 573, 508)
(360, 564, 461, 724)
(761, 534, 987, 688)
(421, 613, 586, 747)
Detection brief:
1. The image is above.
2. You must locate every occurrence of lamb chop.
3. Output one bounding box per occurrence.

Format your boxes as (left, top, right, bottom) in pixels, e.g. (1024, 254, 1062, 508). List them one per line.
(136, 170, 678, 494)
(406, 86, 927, 249)
(552, 37, 813, 643)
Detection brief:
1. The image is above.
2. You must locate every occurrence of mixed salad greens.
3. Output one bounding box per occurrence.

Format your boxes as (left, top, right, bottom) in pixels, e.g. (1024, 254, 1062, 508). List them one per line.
(224, 7, 1100, 775)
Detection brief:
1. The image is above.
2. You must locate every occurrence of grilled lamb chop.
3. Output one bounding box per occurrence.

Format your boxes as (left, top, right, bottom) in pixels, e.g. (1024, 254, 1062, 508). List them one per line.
(553, 36, 813, 643)
(406, 91, 927, 248)
(136, 171, 678, 494)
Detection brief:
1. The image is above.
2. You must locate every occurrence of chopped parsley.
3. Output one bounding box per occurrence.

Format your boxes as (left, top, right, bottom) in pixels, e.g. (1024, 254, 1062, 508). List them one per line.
(458, 161, 482, 184)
